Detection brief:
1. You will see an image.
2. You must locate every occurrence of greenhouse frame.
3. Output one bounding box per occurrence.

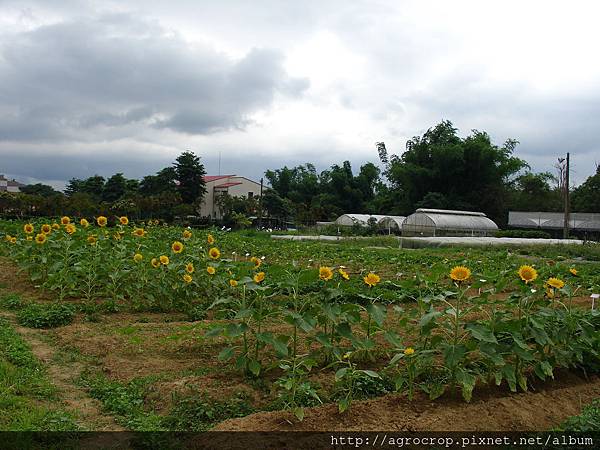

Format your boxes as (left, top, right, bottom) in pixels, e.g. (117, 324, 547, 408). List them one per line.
(402, 208, 498, 237)
(334, 214, 387, 227)
(508, 211, 600, 239)
(378, 216, 406, 233)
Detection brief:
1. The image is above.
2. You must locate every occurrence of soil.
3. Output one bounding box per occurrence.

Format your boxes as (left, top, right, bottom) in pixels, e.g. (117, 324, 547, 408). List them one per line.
(214, 371, 600, 431)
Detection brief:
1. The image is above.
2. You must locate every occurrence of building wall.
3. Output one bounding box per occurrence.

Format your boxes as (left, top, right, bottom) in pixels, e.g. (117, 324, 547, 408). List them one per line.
(199, 176, 262, 219)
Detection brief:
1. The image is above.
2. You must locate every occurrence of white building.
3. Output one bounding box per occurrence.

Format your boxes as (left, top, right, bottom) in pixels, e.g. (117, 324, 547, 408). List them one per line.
(200, 175, 262, 219)
(0, 175, 24, 193)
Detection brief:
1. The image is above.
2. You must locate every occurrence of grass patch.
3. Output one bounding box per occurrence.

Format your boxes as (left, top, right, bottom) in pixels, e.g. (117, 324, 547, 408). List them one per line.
(0, 317, 78, 431)
(0, 292, 28, 310)
(17, 303, 74, 328)
(558, 399, 600, 431)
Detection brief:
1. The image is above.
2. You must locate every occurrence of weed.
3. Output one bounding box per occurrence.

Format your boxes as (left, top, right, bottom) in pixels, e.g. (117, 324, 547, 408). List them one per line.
(17, 303, 75, 328)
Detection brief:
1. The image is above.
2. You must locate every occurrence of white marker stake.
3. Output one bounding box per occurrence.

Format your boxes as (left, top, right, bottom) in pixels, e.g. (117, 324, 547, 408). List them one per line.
(591, 294, 599, 311)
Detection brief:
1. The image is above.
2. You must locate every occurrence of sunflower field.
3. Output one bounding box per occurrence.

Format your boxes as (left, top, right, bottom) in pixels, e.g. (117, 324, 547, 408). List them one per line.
(1, 216, 599, 424)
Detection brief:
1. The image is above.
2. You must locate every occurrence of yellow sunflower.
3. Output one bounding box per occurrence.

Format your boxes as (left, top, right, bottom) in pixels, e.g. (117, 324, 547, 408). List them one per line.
(518, 265, 538, 284)
(34, 233, 46, 245)
(119, 216, 129, 225)
(250, 256, 262, 269)
(229, 279, 238, 287)
(338, 268, 350, 280)
(208, 247, 220, 259)
(404, 347, 415, 356)
(52, 223, 60, 230)
(450, 266, 471, 283)
(363, 272, 380, 287)
(151, 258, 160, 268)
(183, 274, 193, 283)
(207, 234, 215, 245)
(183, 229, 192, 239)
(319, 266, 333, 281)
(172, 241, 184, 254)
(569, 268, 578, 276)
(206, 266, 216, 275)
(546, 277, 565, 289)
(185, 263, 195, 274)
(26, 236, 33, 241)
(23, 223, 34, 234)
(97, 216, 108, 227)
(80, 218, 89, 228)
(253, 271, 265, 283)
(61, 216, 70, 225)
(133, 253, 143, 263)
(10, 236, 17, 244)
(159, 255, 169, 265)
(545, 288, 555, 299)
(65, 224, 77, 235)
(133, 228, 146, 237)
(87, 235, 97, 245)
(41, 224, 52, 234)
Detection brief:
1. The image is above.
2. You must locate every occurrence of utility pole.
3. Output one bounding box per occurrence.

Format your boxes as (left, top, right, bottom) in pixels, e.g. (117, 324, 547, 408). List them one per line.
(563, 152, 570, 239)
(258, 177, 264, 230)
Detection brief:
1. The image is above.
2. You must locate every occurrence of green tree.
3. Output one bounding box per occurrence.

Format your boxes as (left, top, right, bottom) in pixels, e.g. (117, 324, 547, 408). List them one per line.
(509, 172, 561, 212)
(103, 173, 128, 203)
(20, 183, 59, 197)
(139, 167, 178, 196)
(571, 165, 600, 212)
(174, 151, 207, 204)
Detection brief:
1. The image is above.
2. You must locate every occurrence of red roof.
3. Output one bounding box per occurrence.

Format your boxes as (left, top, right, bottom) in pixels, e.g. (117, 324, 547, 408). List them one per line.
(215, 182, 243, 188)
(204, 175, 234, 182)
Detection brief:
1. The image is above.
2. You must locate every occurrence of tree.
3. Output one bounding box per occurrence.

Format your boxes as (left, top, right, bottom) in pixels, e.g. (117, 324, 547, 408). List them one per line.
(509, 172, 561, 212)
(571, 165, 600, 212)
(20, 183, 59, 197)
(174, 151, 207, 204)
(139, 167, 178, 196)
(103, 173, 129, 203)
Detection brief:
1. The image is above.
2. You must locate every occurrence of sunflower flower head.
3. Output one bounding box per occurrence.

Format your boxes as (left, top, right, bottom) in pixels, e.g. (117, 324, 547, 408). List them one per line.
(10, 236, 17, 244)
(159, 255, 169, 265)
(61, 216, 71, 225)
(185, 263, 195, 274)
(229, 279, 238, 287)
(172, 241, 184, 254)
(404, 347, 415, 356)
(183, 229, 192, 239)
(97, 216, 108, 227)
(41, 224, 52, 234)
(133, 253, 143, 263)
(80, 218, 89, 228)
(65, 224, 77, 235)
(206, 266, 216, 275)
(450, 266, 471, 283)
(87, 235, 97, 245)
(207, 234, 215, 245)
(52, 223, 60, 230)
(546, 277, 565, 290)
(338, 268, 350, 280)
(208, 247, 220, 260)
(34, 233, 46, 245)
(133, 228, 146, 237)
(319, 266, 333, 281)
(23, 223, 34, 234)
(151, 258, 160, 268)
(250, 256, 262, 269)
(569, 268, 578, 276)
(363, 272, 380, 287)
(183, 274, 193, 283)
(253, 271, 265, 284)
(518, 265, 538, 284)
(119, 216, 129, 225)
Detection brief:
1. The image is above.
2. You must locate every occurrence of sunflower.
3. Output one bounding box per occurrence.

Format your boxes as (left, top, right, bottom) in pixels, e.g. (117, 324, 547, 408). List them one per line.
(207, 266, 216, 275)
(363, 272, 380, 287)
(34, 233, 46, 245)
(27, 236, 33, 241)
(207, 234, 215, 245)
(151, 258, 160, 268)
(133, 228, 146, 237)
(404, 347, 415, 356)
(338, 268, 350, 280)
(229, 279, 238, 287)
(4, 235, 11, 242)
(41, 224, 52, 234)
(569, 268, 578, 276)
(545, 288, 555, 299)
(253, 271, 265, 283)
(52, 223, 60, 230)
(183, 274, 193, 283)
(159, 255, 170, 265)
(546, 277, 565, 289)
(450, 266, 471, 283)
(185, 263, 195, 274)
(23, 223, 34, 234)
(119, 216, 129, 225)
(97, 216, 108, 227)
(87, 235, 97, 245)
(10, 237, 16, 244)
(208, 247, 220, 259)
(61, 216, 70, 225)
(319, 266, 333, 281)
(171, 241, 184, 254)
(183, 229, 192, 239)
(250, 256, 262, 269)
(80, 218, 89, 228)
(133, 253, 143, 263)
(518, 265, 538, 284)
(113, 232, 122, 241)
(65, 224, 77, 235)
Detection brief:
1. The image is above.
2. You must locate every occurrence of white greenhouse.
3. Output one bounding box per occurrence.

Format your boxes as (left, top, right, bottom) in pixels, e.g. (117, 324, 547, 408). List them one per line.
(378, 216, 406, 233)
(335, 214, 387, 227)
(402, 209, 498, 237)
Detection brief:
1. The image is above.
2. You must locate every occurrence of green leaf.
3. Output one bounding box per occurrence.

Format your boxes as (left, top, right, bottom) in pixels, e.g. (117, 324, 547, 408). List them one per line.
(361, 370, 381, 379)
(442, 344, 466, 369)
(384, 331, 402, 348)
(335, 367, 349, 381)
(218, 347, 234, 361)
(501, 365, 517, 392)
(338, 397, 349, 413)
(336, 322, 354, 340)
(248, 359, 261, 376)
(293, 407, 305, 421)
(467, 323, 497, 343)
(366, 303, 386, 327)
(456, 369, 476, 402)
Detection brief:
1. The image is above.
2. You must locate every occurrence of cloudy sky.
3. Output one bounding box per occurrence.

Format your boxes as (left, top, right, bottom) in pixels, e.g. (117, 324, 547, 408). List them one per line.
(1, 0, 599, 190)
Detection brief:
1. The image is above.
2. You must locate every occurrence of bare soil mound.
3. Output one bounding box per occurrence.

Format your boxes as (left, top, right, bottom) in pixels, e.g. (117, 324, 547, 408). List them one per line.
(214, 371, 600, 431)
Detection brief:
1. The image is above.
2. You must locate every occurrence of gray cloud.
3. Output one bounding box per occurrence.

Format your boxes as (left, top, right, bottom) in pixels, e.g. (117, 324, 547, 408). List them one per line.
(0, 13, 308, 141)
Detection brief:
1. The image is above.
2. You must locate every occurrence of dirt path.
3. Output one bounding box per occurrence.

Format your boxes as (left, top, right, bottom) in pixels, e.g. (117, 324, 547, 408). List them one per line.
(0, 311, 124, 431)
(214, 371, 600, 431)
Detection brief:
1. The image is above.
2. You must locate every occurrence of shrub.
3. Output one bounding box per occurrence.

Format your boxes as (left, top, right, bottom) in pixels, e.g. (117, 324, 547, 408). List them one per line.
(17, 303, 75, 328)
(0, 293, 28, 310)
(495, 229, 552, 239)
